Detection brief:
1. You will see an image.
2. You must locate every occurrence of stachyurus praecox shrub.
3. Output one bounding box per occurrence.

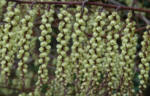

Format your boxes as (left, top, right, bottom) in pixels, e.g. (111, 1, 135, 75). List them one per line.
(0, 0, 150, 96)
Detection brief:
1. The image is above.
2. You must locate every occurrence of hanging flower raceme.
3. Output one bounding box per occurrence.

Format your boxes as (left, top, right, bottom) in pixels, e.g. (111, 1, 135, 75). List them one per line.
(55, 7, 73, 96)
(99, 11, 122, 96)
(80, 10, 109, 96)
(138, 25, 150, 94)
(119, 12, 137, 95)
(36, 8, 54, 88)
(16, 7, 36, 88)
(0, 2, 21, 84)
(69, 6, 89, 95)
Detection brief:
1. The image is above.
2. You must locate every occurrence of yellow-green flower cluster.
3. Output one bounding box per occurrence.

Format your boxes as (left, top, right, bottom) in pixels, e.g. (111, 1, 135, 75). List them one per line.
(101, 11, 121, 95)
(0, 3, 20, 83)
(70, 6, 89, 95)
(36, 9, 54, 87)
(119, 12, 137, 95)
(80, 10, 109, 95)
(55, 8, 72, 88)
(16, 8, 36, 87)
(0, 2, 149, 96)
(138, 25, 150, 94)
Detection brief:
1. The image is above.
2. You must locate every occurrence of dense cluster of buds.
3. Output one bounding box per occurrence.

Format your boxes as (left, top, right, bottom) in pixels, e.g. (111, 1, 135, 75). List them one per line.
(0, 0, 149, 96)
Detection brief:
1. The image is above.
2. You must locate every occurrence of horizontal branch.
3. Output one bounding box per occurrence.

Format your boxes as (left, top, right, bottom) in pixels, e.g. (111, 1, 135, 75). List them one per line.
(8, 0, 150, 13)
(135, 26, 146, 32)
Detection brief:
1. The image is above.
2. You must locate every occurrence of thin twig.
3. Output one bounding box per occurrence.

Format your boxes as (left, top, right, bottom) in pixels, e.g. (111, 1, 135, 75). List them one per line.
(138, 14, 150, 25)
(7, 0, 150, 13)
(108, 0, 125, 6)
(108, 0, 150, 25)
(136, 26, 147, 32)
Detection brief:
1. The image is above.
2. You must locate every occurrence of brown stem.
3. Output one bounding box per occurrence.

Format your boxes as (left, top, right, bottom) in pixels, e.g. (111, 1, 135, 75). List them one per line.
(135, 26, 147, 32)
(108, 0, 150, 25)
(8, 0, 150, 13)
